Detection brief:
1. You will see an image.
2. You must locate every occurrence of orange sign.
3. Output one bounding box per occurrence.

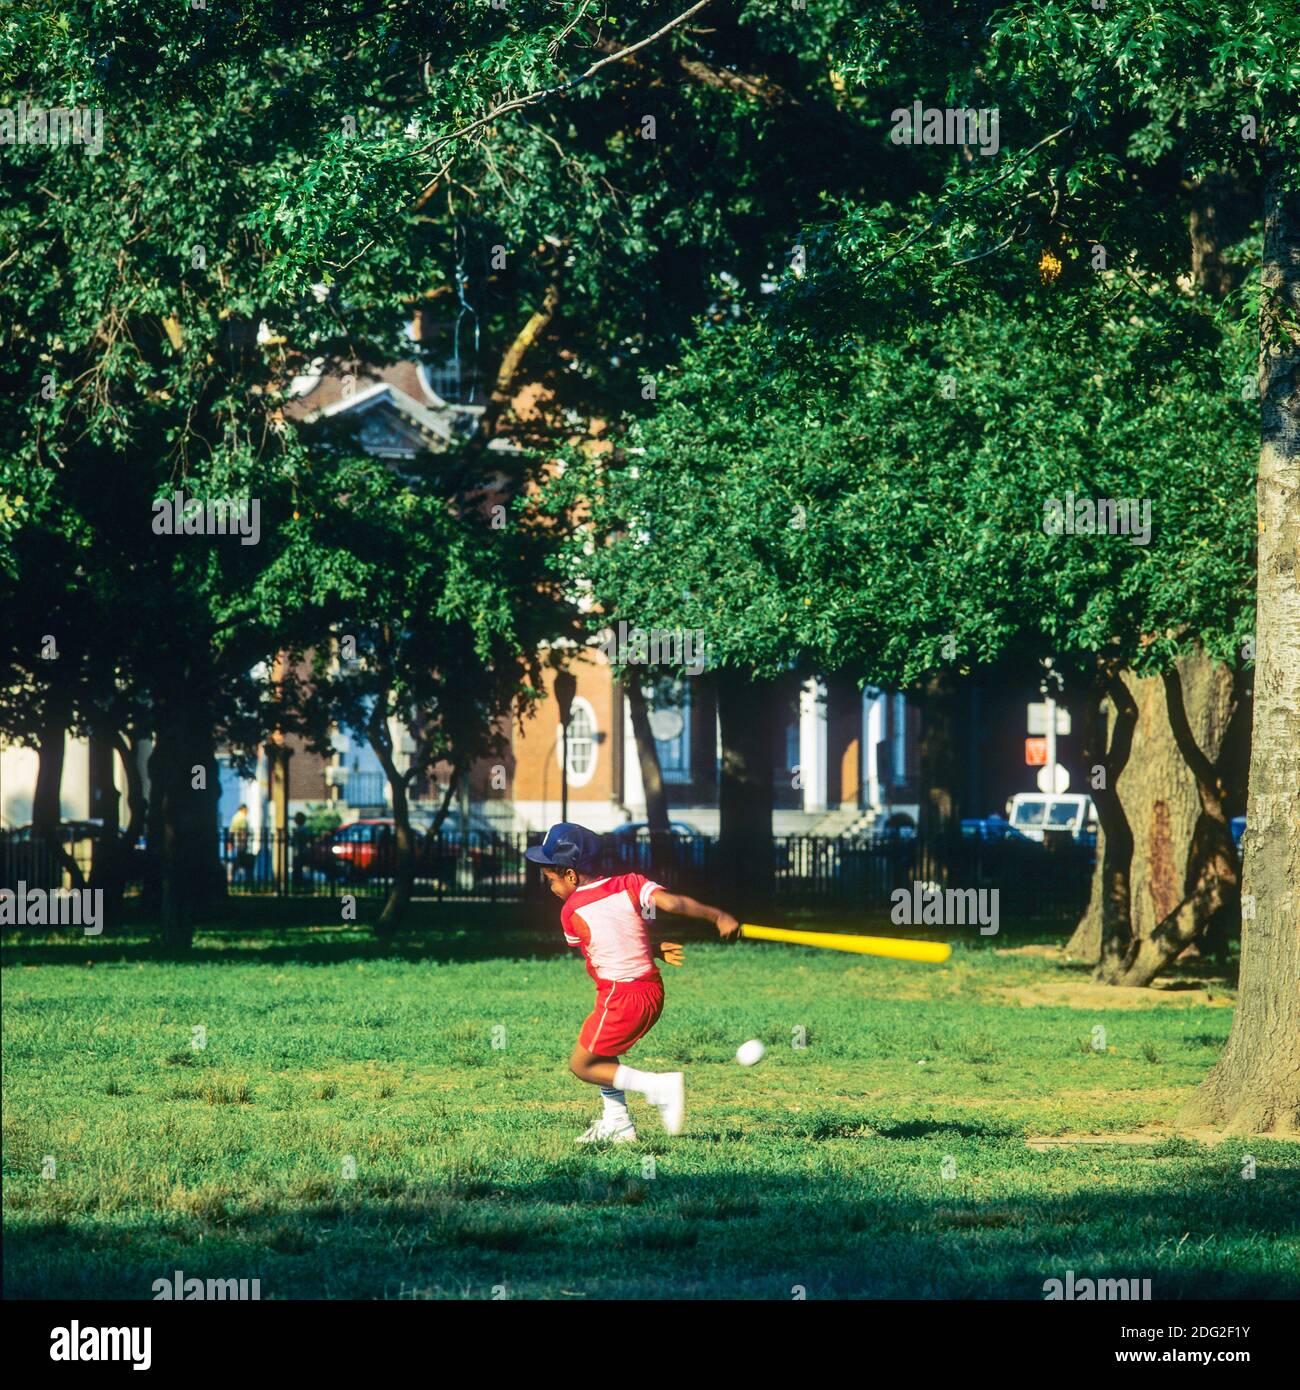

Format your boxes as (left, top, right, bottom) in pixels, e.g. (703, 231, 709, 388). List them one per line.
(1025, 737, 1048, 766)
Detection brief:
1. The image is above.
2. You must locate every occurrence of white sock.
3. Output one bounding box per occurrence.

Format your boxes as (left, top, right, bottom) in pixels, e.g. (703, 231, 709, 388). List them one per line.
(613, 1064, 663, 1099)
(599, 1086, 630, 1125)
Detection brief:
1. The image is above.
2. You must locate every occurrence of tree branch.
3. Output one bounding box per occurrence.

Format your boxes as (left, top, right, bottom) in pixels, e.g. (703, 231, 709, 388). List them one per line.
(476, 282, 561, 443)
(862, 119, 1079, 288)
(428, 767, 461, 837)
(586, 33, 789, 106)
(409, 0, 717, 202)
(1161, 662, 1230, 818)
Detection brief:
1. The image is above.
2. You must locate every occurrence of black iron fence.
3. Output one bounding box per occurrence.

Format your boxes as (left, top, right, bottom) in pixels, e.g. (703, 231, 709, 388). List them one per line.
(216, 825, 529, 902)
(2, 824, 1094, 919)
(602, 830, 1093, 919)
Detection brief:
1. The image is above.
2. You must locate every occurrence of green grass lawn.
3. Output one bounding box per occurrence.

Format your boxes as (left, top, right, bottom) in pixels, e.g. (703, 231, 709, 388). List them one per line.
(4, 910, 1297, 1300)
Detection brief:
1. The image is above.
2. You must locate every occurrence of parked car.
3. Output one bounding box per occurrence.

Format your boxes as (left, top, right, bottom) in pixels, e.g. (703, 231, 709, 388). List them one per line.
(959, 815, 1019, 842)
(607, 820, 705, 872)
(608, 820, 701, 845)
(3, 823, 63, 889)
(417, 810, 519, 886)
(310, 819, 417, 881)
(10, 819, 103, 847)
(2, 820, 144, 889)
(1006, 793, 1096, 845)
(859, 816, 917, 845)
(1230, 816, 1246, 852)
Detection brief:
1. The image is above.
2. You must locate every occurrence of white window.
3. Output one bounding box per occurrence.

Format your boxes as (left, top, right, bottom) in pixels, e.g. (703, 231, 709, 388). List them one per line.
(648, 680, 691, 784)
(557, 697, 598, 787)
(893, 692, 908, 781)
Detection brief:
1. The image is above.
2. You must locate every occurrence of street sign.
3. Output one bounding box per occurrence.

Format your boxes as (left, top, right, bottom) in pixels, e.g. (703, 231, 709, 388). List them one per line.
(648, 708, 684, 741)
(1036, 764, 1071, 794)
(1028, 701, 1071, 736)
(1025, 737, 1048, 766)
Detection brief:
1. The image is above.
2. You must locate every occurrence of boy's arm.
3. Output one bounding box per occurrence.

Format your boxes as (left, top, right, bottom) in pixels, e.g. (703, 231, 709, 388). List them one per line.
(650, 888, 741, 940)
(565, 911, 590, 948)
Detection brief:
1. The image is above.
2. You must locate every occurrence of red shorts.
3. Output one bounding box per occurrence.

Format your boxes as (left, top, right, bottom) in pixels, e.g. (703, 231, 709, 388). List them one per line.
(578, 975, 664, 1056)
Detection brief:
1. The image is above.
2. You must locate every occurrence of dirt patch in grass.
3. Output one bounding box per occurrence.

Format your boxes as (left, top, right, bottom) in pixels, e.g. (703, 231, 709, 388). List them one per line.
(1027, 1127, 1300, 1149)
(995, 945, 1075, 961)
(994, 981, 1233, 1010)
(942, 1086, 1185, 1112)
(1027, 1130, 1172, 1149)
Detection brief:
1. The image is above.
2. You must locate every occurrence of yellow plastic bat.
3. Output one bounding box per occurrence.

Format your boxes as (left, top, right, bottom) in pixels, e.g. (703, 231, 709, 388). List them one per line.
(740, 923, 951, 963)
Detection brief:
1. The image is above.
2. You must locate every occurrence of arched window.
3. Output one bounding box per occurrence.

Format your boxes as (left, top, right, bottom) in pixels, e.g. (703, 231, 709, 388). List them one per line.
(557, 697, 598, 787)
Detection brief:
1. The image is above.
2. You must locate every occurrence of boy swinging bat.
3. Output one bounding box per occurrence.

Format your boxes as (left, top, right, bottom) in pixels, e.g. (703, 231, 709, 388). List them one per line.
(526, 822, 740, 1143)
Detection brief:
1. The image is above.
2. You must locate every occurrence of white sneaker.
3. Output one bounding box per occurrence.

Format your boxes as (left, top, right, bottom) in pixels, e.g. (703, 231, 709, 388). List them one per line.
(650, 1073, 685, 1136)
(575, 1118, 637, 1144)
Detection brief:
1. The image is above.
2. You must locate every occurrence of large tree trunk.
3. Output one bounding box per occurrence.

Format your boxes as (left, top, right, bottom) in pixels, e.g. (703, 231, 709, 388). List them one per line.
(1066, 650, 1242, 968)
(151, 708, 222, 951)
(716, 666, 774, 917)
(1090, 664, 1140, 983)
(370, 689, 414, 941)
(143, 741, 163, 910)
(1074, 669, 1191, 964)
(1125, 670, 1200, 944)
(916, 671, 963, 887)
(626, 679, 670, 832)
(32, 694, 87, 890)
(31, 704, 67, 839)
(1065, 684, 1108, 959)
(88, 721, 129, 923)
(1113, 661, 1242, 986)
(1068, 845, 1106, 960)
(111, 733, 149, 925)
(267, 741, 290, 894)
(625, 678, 672, 877)
(1179, 172, 1300, 1135)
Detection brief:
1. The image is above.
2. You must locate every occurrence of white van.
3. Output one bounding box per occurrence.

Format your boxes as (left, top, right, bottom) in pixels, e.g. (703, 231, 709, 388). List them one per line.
(1006, 792, 1097, 844)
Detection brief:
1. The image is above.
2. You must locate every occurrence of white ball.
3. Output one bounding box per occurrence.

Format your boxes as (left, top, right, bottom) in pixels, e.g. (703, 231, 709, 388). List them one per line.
(735, 1039, 766, 1067)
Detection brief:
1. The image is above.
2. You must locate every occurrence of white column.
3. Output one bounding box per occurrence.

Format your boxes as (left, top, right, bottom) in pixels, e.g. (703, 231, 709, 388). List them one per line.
(248, 751, 267, 850)
(59, 734, 91, 821)
(621, 695, 646, 813)
(864, 689, 886, 810)
(0, 744, 40, 825)
(799, 678, 828, 813)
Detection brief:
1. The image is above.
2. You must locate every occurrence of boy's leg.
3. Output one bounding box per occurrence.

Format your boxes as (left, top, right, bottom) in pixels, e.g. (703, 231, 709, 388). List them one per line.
(569, 1046, 636, 1142)
(610, 1061, 685, 1137)
(569, 1045, 622, 1086)
(571, 983, 684, 1135)
(599, 1083, 631, 1126)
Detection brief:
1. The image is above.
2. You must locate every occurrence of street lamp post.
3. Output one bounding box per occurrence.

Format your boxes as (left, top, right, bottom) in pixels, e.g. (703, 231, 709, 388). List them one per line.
(554, 668, 577, 823)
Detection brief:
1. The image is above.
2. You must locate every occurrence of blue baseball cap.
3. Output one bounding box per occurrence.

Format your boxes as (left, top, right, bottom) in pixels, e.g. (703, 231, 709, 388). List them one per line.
(525, 822, 603, 873)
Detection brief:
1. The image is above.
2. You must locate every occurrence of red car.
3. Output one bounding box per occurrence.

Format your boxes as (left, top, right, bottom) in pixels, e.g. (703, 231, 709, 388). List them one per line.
(310, 819, 422, 881)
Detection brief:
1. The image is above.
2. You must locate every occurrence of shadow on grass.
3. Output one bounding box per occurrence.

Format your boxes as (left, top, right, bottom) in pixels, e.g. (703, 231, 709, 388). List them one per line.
(5, 1165, 1296, 1300)
(2, 901, 864, 969)
(0, 928, 571, 969)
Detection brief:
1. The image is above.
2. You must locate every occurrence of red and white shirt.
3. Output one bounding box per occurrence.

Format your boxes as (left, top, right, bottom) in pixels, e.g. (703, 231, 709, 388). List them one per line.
(561, 873, 663, 984)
